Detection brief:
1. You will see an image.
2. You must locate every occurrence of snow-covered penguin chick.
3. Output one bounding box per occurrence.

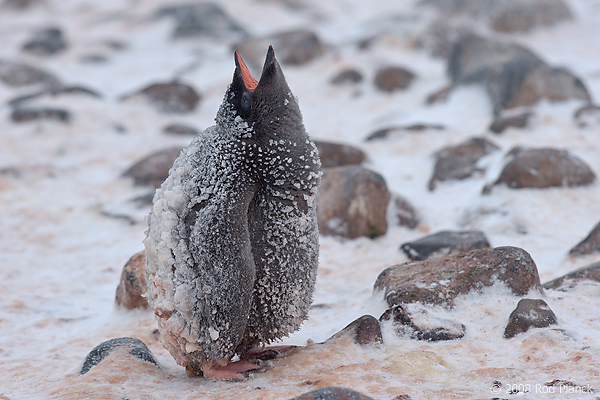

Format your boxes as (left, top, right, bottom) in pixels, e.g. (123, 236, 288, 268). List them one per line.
(144, 46, 321, 380)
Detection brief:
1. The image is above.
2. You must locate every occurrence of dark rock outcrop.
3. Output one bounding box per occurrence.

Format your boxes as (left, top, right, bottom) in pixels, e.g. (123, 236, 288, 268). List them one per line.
(328, 315, 383, 346)
(504, 299, 558, 338)
(380, 305, 466, 341)
(80, 337, 158, 375)
(122, 147, 183, 188)
(314, 141, 366, 168)
(11, 107, 71, 123)
(392, 194, 419, 229)
(400, 230, 491, 261)
(569, 221, 600, 256)
(290, 387, 375, 400)
(122, 82, 201, 113)
(543, 261, 600, 290)
(22, 27, 68, 56)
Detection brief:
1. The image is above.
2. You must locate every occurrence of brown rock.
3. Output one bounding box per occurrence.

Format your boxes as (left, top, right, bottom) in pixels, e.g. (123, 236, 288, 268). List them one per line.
(366, 123, 445, 141)
(569, 221, 600, 256)
(115, 251, 148, 309)
(328, 315, 383, 346)
(392, 194, 419, 229)
(374, 246, 543, 308)
(380, 305, 466, 341)
(314, 140, 366, 168)
(162, 123, 199, 136)
(489, 112, 532, 134)
(291, 387, 375, 400)
(123, 82, 201, 113)
(543, 260, 600, 290)
(400, 230, 491, 261)
(235, 30, 324, 70)
(504, 299, 558, 339)
(374, 66, 415, 92)
(330, 68, 363, 85)
(122, 147, 183, 188)
(429, 137, 499, 190)
(484, 147, 596, 193)
(317, 165, 390, 239)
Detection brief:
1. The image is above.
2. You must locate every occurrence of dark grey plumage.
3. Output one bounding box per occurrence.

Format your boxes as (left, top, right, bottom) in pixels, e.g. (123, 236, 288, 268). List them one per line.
(144, 47, 320, 378)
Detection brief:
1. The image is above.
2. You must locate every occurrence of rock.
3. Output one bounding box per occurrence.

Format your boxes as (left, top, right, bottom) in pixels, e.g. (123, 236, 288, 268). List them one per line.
(0, 59, 60, 87)
(543, 260, 600, 290)
(380, 305, 466, 341)
(2, 0, 44, 10)
(489, 111, 532, 134)
(22, 27, 68, 56)
(123, 82, 201, 113)
(122, 147, 183, 188)
(366, 123, 445, 141)
(80, 337, 158, 375)
(10, 107, 71, 123)
(373, 66, 415, 92)
(291, 387, 375, 400)
(417, 20, 473, 59)
(428, 137, 499, 190)
(422, 0, 572, 33)
(374, 246, 543, 308)
(504, 299, 558, 339)
(115, 251, 148, 310)
(235, 30, 324, 69)
(330, 68, 363, 85)
(155, 2, 246, 40)
(446, 34, 590, 115)
(8, 85, 102, 108)
(317, 165, 390, 239)
(162, 123, 199, 136)
(328, 315, 383, 346)
(569, 221, 600, 256)
(314, 140, 366, 168)
(392, 194, 419, 229)
(574, 104, 600, 128)
(484, 147, 596, 193)
(400, 230, 491, 261)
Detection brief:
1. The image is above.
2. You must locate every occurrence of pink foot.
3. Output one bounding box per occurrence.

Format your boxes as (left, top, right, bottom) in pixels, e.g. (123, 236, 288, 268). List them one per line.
(247, 345, 297, 360)
(198, 359, 263, 381)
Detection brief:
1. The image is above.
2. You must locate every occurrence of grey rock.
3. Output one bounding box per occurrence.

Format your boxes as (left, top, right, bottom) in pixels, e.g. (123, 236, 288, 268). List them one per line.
(290, 387, 376, 400)
(400, 230, 491, 261)
(22, 27, 67, 56)
(429, 137, 499, 190)
(122, 147, 183, 188)
(380, 305, 466, 341)
(11, 107, 70, 123)
(574, 104, 600, 128)
(0, 59, 59, 87)
(569, 221, 600, 257)
(8, 85, 101, 108)
(327, 315, 383, 346)
(543, 260, 600, 290)
(122, 81, 201, 114)
(330, 68, 363, 85)
(392, 194, 419, 229)
(80, 337, 158, 375)
(366, 123, 445, 141)
(484, 147, 596, 193)
(317, 165, 390, 239)
(314, 140, 366, 168)
(504, 299, 558, 339)
(162, 123, 199, 136)
(375, 246, 543, 308)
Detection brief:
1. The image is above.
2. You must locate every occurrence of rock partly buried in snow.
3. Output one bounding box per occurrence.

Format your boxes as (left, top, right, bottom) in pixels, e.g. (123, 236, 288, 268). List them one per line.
(162, 123, 199, 136)
(373, 66, 416, 92)
(22, 27, 68, 56)
(330, 68, 363, 85)
(392, 194, 419, 229)
(8, 85, 102, 108)
(569, 221, 600, 256)
(574, 104, 600, 128)
(2, 0, 44, 10)
(380, 305, 466, 341)
(115, 251, 148, 310)
(122, 82, 201, 113)
(428, 137, 499, 190)
(10, 107, 71, 123)
(443, 34, 590, 115)
(317, 165, 390, 239)
(375, 246, 543, 308)
(155, 2, 247, 40)
(365, 123, 445, 141)
(543, 260, 600, 290)
(291, 387, 376, 400)
(422, 0, 572, 33)
(235, 30, 324, 69)
(327, 315, 383, 346)
(489, 111, 532, 134)
(504, 299, 558, 339)
(483, 147, 596, 193)
(0, 59, 60, 87)
(400, 230, 491, 261)
(314, 140, 366, 168)
(80, 337, 158, 375)
(122, 146, 183, 188)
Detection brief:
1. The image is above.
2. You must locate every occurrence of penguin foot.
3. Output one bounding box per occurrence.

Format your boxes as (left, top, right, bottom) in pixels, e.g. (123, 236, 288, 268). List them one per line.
(246, 345, 297, 360)
(197, 359, 266, 381)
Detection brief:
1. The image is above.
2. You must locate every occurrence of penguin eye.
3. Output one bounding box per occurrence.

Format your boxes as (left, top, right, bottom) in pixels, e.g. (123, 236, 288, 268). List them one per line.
(240, 92, 252, 114)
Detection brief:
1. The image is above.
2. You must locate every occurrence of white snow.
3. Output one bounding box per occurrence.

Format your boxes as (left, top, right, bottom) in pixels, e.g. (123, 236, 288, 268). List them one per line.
(1, 0, 600, 399)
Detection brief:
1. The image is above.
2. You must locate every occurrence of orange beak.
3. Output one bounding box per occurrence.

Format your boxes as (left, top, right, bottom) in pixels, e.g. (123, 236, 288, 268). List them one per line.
(235, 50, 258, 91)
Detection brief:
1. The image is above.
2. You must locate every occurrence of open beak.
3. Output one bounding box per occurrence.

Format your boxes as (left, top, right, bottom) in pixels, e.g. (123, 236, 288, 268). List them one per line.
(234, 50, 258, 91)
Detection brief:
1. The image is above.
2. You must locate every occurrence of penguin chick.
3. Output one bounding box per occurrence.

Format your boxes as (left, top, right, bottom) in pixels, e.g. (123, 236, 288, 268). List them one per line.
(144, 46, 320, 380)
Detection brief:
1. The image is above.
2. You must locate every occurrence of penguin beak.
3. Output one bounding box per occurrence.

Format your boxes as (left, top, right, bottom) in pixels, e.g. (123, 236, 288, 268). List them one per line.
(234, 50, 258, 91)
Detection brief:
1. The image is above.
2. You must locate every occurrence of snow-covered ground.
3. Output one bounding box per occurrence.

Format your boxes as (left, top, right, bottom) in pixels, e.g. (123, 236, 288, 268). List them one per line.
(1, 0, 600, 399)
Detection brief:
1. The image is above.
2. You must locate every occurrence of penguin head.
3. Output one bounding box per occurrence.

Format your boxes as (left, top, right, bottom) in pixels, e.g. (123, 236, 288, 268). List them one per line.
(224, 46, 303, 138)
